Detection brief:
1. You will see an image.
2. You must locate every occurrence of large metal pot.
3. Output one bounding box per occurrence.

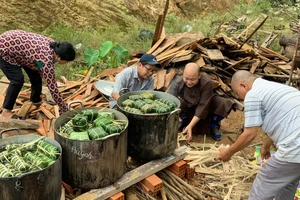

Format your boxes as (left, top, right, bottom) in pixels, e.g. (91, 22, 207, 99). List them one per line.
(54, 106, 128, 189)
(117, 90, 181, 161)
(0, 129, 62, 200)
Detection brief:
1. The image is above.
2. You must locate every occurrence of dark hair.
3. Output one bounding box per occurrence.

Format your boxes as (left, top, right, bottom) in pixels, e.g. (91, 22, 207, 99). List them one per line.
(50, 42, 76, 61)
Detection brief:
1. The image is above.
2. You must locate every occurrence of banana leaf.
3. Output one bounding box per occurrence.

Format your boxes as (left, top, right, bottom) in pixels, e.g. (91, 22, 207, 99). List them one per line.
(140, 104, 153, 113)
(121, 99, 134, 107)
(82, 109, 98, 122)
(35, 151, 55, 166)
(0, 163, 12, 177)
(105, 123, 123, 134)
(69, 131, 90, 141)
(141, 92, 156, 100)
(128, 94, 144, 101)
(0, 151, 9, 162)
(88, 126, 109, 140)
(5, 163, 22, 177)
(24, 152, 48, 169)
(10, 154, 30, 172)
(132, 99, 147, 109)
(123, 106, 143, 114)
(152, 103, 170, 114)
(72, 114, 89, 131)
(97, 111, 116, 120)
(37, 140, 60, 160)
(143, 98, 154, 104)
(93, 117, 113, 128)
(156, 99, 177, 110)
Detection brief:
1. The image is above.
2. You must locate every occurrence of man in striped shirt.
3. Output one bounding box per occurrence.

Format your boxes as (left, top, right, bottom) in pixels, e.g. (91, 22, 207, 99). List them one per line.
(217, 70, 300, 199)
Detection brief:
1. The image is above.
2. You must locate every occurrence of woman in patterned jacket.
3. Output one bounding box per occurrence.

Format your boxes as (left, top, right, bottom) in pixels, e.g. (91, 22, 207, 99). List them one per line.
(0, 30, 76, 118)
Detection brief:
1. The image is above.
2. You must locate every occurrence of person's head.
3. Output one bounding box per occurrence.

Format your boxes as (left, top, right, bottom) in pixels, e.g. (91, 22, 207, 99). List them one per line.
(137, 54, 161, 80)
(50, 42, 76, 64)
(231, 70, 257, 100)
(183, 62, 201, 87)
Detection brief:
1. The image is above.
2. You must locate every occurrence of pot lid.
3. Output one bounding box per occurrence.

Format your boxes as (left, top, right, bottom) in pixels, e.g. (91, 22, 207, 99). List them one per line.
(94, 80, 115, 97)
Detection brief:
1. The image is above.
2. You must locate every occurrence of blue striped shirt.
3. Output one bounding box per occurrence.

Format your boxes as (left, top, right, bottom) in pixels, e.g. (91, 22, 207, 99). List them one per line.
(245, 78, 300, 163)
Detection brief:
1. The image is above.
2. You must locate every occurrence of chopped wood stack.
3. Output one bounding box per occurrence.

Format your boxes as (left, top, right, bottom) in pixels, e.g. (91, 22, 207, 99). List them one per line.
(127, 31, 296, 106)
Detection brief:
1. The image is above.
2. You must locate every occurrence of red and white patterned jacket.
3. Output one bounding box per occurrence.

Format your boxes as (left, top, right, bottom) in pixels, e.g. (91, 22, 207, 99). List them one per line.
(0, 30, 67, 114)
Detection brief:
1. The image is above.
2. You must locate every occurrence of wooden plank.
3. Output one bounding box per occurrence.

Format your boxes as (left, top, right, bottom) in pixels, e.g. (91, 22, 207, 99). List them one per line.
(224, 57, 249, 70)
(207, 49, 225, 60)
(36, 120, 47, 136)
(54, 105, 60, 118)
(83, 66, 94, 84)
(155, 69, 167, 90)
(17, 101, 33, 119)
(40, 107, 55, 120)
(75, 146, 189, 200)
(195, 57, 206, 67)
(164, 68, 177, 89)
(236, 17, 260, 39)
(59, 81, 83, 93)
(0, 119, 39, 130)
(259, 46, 290, 62)
(48, 120, 55, 139)
(147, 36, 166, 55)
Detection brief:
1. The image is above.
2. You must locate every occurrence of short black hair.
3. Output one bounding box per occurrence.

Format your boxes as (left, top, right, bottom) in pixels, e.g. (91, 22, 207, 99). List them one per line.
(50, 42, 76, 61)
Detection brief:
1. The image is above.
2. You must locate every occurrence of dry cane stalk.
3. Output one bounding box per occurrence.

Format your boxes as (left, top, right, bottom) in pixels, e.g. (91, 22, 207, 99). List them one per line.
(159, 171, 194, 200)
(164, 170, 206, 200)
(163, 181, 190, 200)
(164, 185, 180, 200)
(160, 187, 168, 200)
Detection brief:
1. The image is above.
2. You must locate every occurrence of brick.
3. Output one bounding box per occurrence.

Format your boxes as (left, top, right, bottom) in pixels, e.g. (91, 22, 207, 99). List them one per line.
(185, 163, 195, 179)
(108, 192, 124, 200)
(168, 160, 187, 173)
(167, 167, 185, 179)
(141, 174, 163, 193)
(139, 182, 157, 197)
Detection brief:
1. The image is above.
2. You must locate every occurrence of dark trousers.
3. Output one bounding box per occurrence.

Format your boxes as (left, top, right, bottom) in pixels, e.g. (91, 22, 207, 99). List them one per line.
(0, 57, 42, 110)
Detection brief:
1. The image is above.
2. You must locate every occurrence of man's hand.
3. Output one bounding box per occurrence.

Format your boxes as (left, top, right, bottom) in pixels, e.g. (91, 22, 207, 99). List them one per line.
(182, 125, 193, 143)
(216, 147, 233, 162)
(260, 144, 271, 160)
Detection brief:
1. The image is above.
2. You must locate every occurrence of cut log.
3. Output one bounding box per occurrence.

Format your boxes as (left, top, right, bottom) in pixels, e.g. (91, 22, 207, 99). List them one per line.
(0, 119, 39, 130)
(17, 101, 33, 119)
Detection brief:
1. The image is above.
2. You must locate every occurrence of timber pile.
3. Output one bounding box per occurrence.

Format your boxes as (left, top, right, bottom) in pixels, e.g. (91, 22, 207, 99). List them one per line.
(128, 30, 294, 102)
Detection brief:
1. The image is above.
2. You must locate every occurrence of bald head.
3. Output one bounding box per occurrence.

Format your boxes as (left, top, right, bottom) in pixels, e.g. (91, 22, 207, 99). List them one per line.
(183, 63, 201, 87)
(231, 70, 257, 87)
(184, 63, 200, 75)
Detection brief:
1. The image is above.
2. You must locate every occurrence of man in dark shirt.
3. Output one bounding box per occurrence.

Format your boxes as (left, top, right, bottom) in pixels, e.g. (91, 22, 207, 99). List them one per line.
(167, 62, 233, 142)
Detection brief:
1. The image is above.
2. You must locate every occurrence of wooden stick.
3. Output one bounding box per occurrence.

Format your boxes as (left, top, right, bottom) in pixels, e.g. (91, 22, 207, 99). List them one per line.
(160, 187, 168, 200)
(287, 27, 300, 85)
(163, 170, 206, 199)
(163, 181, 190, 200)
(239, 16, 269, 49)
(236, 17, 260, 39)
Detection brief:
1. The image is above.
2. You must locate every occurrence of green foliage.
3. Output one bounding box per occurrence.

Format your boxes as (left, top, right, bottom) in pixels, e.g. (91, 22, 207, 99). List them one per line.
(84, 40, 129, 68)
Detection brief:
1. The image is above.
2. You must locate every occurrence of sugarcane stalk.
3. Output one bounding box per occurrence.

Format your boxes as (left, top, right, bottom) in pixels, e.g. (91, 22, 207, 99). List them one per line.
(158, 171, 192, 199)
(164, 181, 190, 200)
(194, 187, 223, 200)
(164, 170, 206, 199)
(164, 186, 179, 200)
(160, 187, 168, 200)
